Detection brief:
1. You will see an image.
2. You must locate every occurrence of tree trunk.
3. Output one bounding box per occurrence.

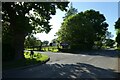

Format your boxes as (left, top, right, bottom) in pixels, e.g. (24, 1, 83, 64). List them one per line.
(11, 33, 25, 60)
(9, 15, 26, 60)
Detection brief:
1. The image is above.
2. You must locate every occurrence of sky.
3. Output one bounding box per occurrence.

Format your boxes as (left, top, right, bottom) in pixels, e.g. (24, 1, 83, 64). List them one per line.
(34, 2, 118, 42)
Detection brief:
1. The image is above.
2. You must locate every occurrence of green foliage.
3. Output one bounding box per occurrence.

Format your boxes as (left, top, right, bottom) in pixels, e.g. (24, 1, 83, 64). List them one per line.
(116, 33, 120, 47)
(2, 21, 13, 45)
(51, 38, 57, 43)
(42, 46, 59, 52)
(24, 34, 42, 48)
(2, 2, 69, 60)
(63, 3, 77, 20)
(105, 31, 114, 39)
(104, 39, 115, 48)
(115, 18, 120, 47)
(84, 10, 108, 48)
(42, 40, 49, 46)
(2, 2, 69, 35)
(24, 52, 48, 61)
(3, 52, 49, 70)
(57, 12, 95, 50)
(115, 18, 120, 29)
(57, 9, 108, 50)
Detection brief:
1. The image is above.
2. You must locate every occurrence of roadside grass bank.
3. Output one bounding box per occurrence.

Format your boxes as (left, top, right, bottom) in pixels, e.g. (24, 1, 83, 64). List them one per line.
(3, 52, 49, 70)
(42, 46, 59, 52)
(25, 46, 59, 52)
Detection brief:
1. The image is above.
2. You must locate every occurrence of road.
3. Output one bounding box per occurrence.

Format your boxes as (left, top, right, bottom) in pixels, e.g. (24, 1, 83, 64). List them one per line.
(2, 50, 120, 79)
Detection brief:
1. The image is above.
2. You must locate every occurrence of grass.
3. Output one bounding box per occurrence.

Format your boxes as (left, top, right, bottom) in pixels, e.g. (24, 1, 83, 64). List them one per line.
(25, 48, 38, 51)
(25, 46, 59, 52)
(3, 52, 49, 70)
(24, 51, 49, 61)
(42, 46, 59, 52)
(25, 45, 67, 53)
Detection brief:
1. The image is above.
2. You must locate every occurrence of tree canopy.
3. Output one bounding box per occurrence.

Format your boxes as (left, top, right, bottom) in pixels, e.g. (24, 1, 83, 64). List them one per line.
(2, 2, 69, 61)
(115, 18, 120, 47)
(83, 10, 108, 46)
(105, 31, 114, 39)
(2, 2, 69, 35)
(56, 9, 108, 50)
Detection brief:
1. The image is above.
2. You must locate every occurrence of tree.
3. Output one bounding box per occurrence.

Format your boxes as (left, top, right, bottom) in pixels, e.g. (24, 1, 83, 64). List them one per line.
(51, 38, 59, 43)
(105, 39, 115, 48)
(56, 9, 108, 50)
(115, 18, 120, 47)
(105, 31, 114, 39)
(57, 12, 95, 50)
(42, 40, 49, 46)
(83, 10, 108, 49)
(63, 2, 77, 20)
(116, 33, 120, 47)
(24, 34, 42, 49)
(102, 31, 114, 48)
(2, 2, 69, 60)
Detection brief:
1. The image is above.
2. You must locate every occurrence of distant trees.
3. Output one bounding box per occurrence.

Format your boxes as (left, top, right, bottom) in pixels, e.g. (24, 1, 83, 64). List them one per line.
(24, 34, 42, 50)
(63, 3, 78, 20)
(103, 31, 115, 48)
(115, 18, 120, 48)
(42, 40, 49, 46)
(57, 9, 108, 50)
(49, 39, 58, 47)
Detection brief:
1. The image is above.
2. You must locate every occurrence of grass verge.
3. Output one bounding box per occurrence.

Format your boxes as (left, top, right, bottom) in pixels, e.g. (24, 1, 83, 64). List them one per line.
(3, 52, 49, 70)
(41, 46, 59, 52)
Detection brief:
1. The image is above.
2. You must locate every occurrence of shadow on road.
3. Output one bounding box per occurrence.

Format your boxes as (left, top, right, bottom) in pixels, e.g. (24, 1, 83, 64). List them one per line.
(42, 63, 119, 79)
(2, 63, 120, 79)
(71, 50, 120, 58)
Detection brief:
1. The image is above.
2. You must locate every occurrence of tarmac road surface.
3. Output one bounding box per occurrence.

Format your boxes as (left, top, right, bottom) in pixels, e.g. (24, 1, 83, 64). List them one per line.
(2, 50, 120, 79)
